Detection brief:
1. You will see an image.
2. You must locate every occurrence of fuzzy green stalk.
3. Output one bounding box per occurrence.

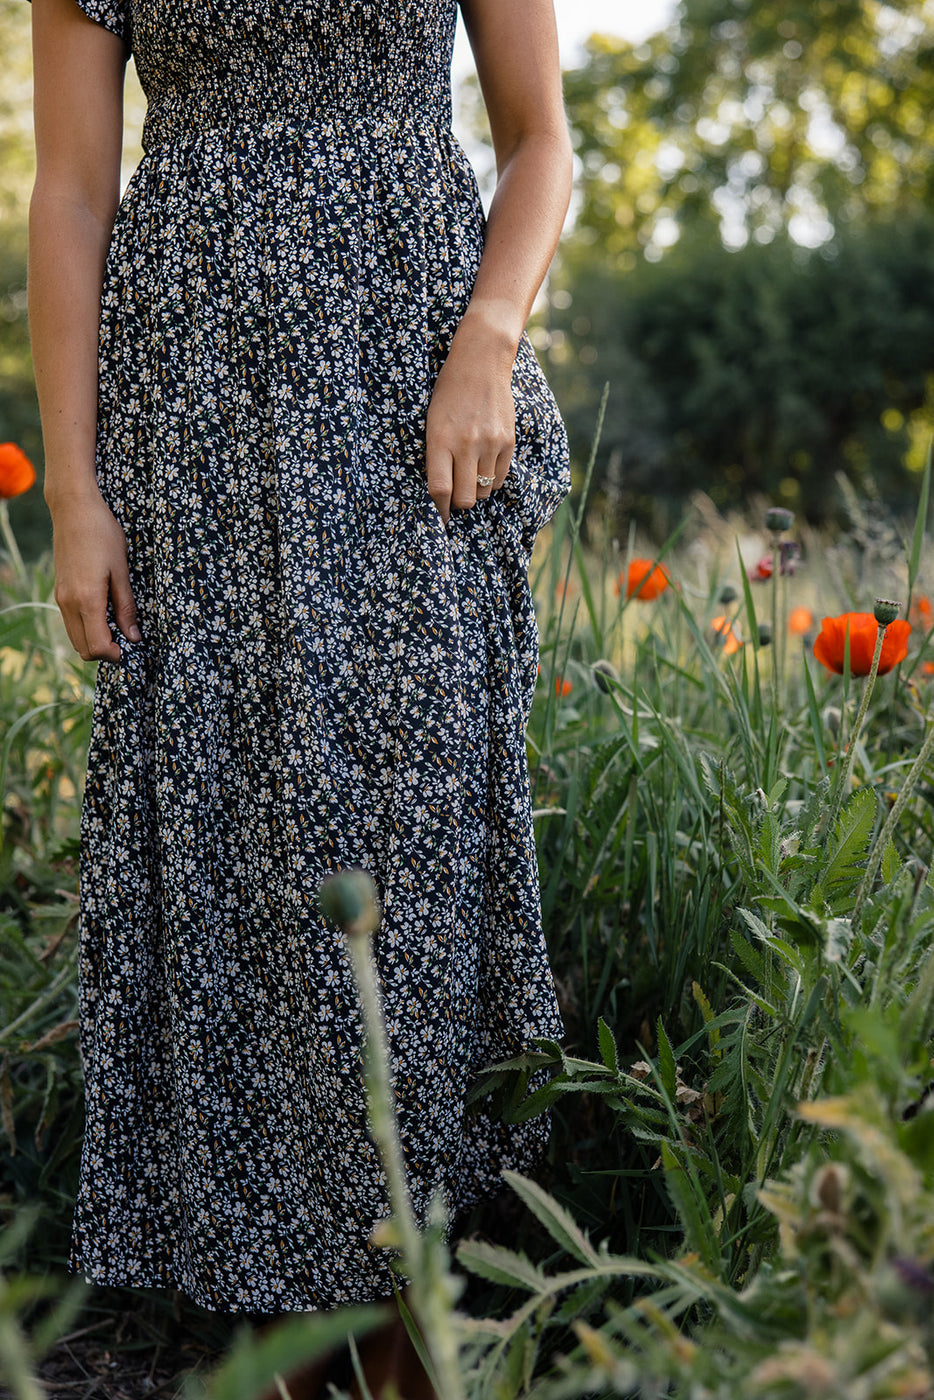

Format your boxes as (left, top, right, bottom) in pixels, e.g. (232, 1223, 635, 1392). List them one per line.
(320, 869, 466, 1400)
(852, 718, 934, 926)
(0, 502, 27, 589)
(0, 1313, 45, 1400)
(779, 558, 789, 699)
(770, 538, 779, 688)
(825, 620, 887, 836)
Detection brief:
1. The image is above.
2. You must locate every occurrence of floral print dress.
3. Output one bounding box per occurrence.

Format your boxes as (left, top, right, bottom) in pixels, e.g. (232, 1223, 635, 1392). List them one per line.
(65, 0, 571, 1312)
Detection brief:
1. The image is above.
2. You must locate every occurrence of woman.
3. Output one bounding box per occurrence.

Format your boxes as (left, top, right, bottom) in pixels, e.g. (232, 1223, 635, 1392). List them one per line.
(28, 0, 572, 1382)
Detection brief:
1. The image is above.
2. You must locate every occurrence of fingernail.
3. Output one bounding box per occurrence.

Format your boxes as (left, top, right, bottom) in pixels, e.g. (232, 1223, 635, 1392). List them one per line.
(128, 625, 142, 642)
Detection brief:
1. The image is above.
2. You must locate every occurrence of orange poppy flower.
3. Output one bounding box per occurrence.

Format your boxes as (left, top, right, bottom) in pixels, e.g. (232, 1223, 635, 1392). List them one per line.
(555, 677, 572, 698)
(0, 443, 36, 499)
(711, 615, 742, 656)
(554, 579, 576, 601)
(813, 612, 911, 676)
(922, 661, 934, 677)
(788, 607, 814, 635)
(619, 558, 670, 601)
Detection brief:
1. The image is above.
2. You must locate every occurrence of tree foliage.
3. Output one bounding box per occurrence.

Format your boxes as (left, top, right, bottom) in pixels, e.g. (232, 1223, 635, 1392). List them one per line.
(544, 213, 934, 526)
(563, 0, 934, 260)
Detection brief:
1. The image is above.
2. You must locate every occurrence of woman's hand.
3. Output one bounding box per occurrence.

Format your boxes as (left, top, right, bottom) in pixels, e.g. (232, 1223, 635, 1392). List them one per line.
(49, 490, 140, 663)
(425, 312, 517, 526)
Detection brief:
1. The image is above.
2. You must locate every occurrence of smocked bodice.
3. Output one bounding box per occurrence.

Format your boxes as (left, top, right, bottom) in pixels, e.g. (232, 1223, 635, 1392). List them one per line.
(122, 0, 458, 150)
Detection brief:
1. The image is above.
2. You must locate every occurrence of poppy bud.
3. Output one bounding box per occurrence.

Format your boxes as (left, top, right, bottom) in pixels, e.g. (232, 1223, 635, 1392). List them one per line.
(873, 598, 901, 627)
(718, 583, 738, 605)
(823, 706, 841, 736)
(318, 868, 381, 937)
(765, 507, 794, 534)
(591, 659, 619, 694)
(758, 622, 772, 647)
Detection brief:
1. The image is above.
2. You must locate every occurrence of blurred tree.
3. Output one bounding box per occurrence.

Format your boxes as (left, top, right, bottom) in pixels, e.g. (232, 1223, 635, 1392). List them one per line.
(544, 213, 934, 527)
(561, 0, 934, 261)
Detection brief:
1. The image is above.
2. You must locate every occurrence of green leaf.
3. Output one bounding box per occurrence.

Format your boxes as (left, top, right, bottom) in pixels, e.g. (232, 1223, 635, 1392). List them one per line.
(881, 839, 901, 885)
(660, 1141, 719, 1269)
(205, 1307, 386, 1400)
(656, 1018, 677, 1101)
(691, 982, 721, 1059)
(729, 927, 770, 986)
(597, 1017, 619, 1074)
(455, 1240, 549, 1293)
(502, 1170, 601, 1267)
(813, 786, 877, 908)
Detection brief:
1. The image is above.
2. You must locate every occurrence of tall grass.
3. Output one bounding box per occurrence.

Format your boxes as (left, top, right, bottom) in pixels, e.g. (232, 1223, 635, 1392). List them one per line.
(2, 441, 934, 1397)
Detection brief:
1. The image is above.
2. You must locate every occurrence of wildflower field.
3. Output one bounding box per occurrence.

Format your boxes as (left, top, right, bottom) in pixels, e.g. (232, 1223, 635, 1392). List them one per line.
(3, 418, 934, 1400)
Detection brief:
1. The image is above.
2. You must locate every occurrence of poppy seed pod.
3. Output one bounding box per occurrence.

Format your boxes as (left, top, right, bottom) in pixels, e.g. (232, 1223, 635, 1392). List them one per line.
(765, 506, 794, 534)
(823, 706, 842, 735)
(318, 868, 381, 937)
(591, 659, 620, 694)
(873, 598, 901, 627)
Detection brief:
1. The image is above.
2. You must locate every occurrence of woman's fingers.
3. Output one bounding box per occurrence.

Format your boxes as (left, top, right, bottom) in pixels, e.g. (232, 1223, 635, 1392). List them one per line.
(426, 442, 454, 525)
(67, 588, 121, 664)
(473, 452, 499, 500)
(494, 439, 515, 488)
(110, 561, 142, 642)
(50, 496, 139, 664)
(81, 612, 121, 663)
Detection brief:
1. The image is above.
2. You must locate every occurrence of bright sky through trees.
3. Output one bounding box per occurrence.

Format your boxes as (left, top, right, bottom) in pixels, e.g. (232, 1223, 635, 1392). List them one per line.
(452, 0, 678, 79)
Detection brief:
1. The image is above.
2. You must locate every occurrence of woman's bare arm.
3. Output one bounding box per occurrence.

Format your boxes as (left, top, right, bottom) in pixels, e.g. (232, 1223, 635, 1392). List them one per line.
(29, 0, 139, 662)
(425, 0, 573, 525)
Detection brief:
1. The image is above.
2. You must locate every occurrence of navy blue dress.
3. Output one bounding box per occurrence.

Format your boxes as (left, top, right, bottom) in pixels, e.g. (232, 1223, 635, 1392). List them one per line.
(67, 0, 571, 1311)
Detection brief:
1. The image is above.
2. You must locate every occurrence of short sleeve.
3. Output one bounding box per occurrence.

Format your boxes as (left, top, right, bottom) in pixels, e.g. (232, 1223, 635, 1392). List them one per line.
(73, 0, 128, 42)
(25, 0, 129, 44)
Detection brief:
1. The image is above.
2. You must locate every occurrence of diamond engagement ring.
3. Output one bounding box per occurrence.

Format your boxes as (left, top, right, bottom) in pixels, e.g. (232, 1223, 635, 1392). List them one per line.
(476, 474, 495, 488)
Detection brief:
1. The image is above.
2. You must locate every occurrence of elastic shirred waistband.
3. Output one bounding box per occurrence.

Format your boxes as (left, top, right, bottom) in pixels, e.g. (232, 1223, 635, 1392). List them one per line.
(141, 72, 454, 152)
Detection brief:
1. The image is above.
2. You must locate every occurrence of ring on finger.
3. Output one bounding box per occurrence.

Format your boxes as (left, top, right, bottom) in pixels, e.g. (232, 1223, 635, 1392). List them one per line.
(476, 473, 495, 488)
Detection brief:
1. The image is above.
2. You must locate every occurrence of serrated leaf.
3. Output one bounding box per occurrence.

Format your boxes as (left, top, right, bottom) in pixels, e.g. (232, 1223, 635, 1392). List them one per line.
(597, 1017, 618, 1074)
(813, 787, 877, 907)
(881, 839, 901, 884)
(660, 1141, 718, 1269)
(502, 1169, 601, 1267)
(656, 1018, 677, 1101)
(456, 1240, 549, 1293)
(729, 928, 769, 986)
(692, 982, 721, 1059)
(739, 908, 771, 943)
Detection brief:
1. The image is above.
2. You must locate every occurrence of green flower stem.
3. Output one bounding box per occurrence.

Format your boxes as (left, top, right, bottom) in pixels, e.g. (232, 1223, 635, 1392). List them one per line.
(0, 501, 27, 588)
(852, 717, 934, 925)
(779, 561, 788, 698)
(770, 541, 779, 685)
(826, 621, 886, 835)
(343, 923, 466, 1400)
